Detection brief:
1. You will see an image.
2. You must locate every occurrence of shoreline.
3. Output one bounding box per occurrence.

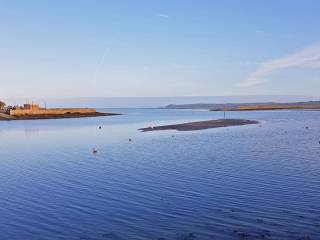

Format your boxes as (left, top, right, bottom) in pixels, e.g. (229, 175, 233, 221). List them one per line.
(0, 112, 120, 121)
(139, 119, 259, 132)
(211, 106, 320, 111)
(165, 101, 320, 111)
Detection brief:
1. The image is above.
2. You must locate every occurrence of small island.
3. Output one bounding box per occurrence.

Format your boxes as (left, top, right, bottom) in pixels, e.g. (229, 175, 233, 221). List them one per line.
(139, 119, 259, 132)
(0, 102, 119, 121)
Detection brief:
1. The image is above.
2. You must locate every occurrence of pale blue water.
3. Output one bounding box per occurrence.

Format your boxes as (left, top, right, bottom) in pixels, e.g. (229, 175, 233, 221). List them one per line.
(0, 109, 320, 240)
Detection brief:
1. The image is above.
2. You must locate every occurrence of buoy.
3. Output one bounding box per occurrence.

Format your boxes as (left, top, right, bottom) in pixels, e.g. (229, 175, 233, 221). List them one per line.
(93, 148, 98, 154)
(129, 138, 132, 142)
(99, 126, 102, 129)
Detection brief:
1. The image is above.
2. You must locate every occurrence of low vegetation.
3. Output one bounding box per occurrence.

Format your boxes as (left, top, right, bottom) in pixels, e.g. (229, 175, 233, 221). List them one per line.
(210, 104, 320, 111)
(0, 101, 5, 110)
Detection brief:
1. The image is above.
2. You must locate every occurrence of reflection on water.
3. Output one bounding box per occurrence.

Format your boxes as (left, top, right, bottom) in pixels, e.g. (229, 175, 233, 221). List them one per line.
(24, 127, 40, 137)
(0, 109, 320, 240)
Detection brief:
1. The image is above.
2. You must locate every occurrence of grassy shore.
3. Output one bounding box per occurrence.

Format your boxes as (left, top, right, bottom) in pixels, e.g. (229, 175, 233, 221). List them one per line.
(211, 105, 320, 111)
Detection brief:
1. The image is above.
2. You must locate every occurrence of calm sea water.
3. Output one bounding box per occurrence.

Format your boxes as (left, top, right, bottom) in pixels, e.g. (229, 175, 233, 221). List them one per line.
(0, 109, 320, 240)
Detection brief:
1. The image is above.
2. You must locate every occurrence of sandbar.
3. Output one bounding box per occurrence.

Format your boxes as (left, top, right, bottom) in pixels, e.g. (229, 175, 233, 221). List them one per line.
(139, 119, 259, 132)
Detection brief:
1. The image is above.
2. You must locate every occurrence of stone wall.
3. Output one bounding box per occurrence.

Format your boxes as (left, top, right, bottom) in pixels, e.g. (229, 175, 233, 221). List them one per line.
(10, 108, 96, 116)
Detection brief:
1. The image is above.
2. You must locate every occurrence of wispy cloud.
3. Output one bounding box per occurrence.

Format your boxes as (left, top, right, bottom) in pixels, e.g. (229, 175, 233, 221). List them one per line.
(155, 13, 170, 19)
(255, 29, 265, 34)
(240, 42, 320, 87)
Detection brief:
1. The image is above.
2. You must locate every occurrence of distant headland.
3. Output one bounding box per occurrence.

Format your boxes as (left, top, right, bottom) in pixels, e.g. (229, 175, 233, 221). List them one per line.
(0, 101, 119, 121)
(165, 101, 320, 111)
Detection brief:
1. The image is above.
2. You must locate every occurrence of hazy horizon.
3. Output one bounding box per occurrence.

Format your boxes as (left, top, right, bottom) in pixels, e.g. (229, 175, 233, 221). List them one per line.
(3, 95, 320, 108)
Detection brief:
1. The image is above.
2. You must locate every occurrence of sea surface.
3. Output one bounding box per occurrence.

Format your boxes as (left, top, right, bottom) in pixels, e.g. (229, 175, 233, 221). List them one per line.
(0, 109, 319, 240)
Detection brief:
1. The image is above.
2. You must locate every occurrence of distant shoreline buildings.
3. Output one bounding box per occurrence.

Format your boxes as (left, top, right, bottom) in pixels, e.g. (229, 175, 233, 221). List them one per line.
(0, 100, 114, 120)
(9, 103, 96, 117)
(1, 101, 96, 116)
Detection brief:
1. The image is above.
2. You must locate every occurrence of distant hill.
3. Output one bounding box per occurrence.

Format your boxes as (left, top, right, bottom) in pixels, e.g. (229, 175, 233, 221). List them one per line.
(165, 101, 320, 111)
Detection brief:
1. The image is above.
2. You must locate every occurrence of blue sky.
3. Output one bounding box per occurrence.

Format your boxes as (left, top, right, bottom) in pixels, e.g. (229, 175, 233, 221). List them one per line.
(0, 0, 320, 99)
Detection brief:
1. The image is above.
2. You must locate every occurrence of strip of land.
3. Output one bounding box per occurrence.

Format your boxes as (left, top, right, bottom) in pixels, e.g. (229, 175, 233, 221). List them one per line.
(211, 105, 320, 111)
(0, 112, 119, 121)
(0, 102, 121, 121)
(165, 101, 320, 111)
(139, 119, 259, 132)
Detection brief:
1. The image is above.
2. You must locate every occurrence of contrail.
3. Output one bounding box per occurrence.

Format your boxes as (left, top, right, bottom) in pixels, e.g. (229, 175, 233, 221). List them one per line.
(92, 46, 109, 83)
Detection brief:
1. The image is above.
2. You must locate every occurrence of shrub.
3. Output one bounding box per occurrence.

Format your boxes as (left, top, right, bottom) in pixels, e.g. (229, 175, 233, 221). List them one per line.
(0, 101, 6, 110)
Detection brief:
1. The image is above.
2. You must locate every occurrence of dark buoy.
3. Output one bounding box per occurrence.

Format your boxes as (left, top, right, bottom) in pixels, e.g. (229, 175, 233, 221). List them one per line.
(99, 126, 102, 129)
(129, 138, 132, 142)
(92, 148, 98, 154)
